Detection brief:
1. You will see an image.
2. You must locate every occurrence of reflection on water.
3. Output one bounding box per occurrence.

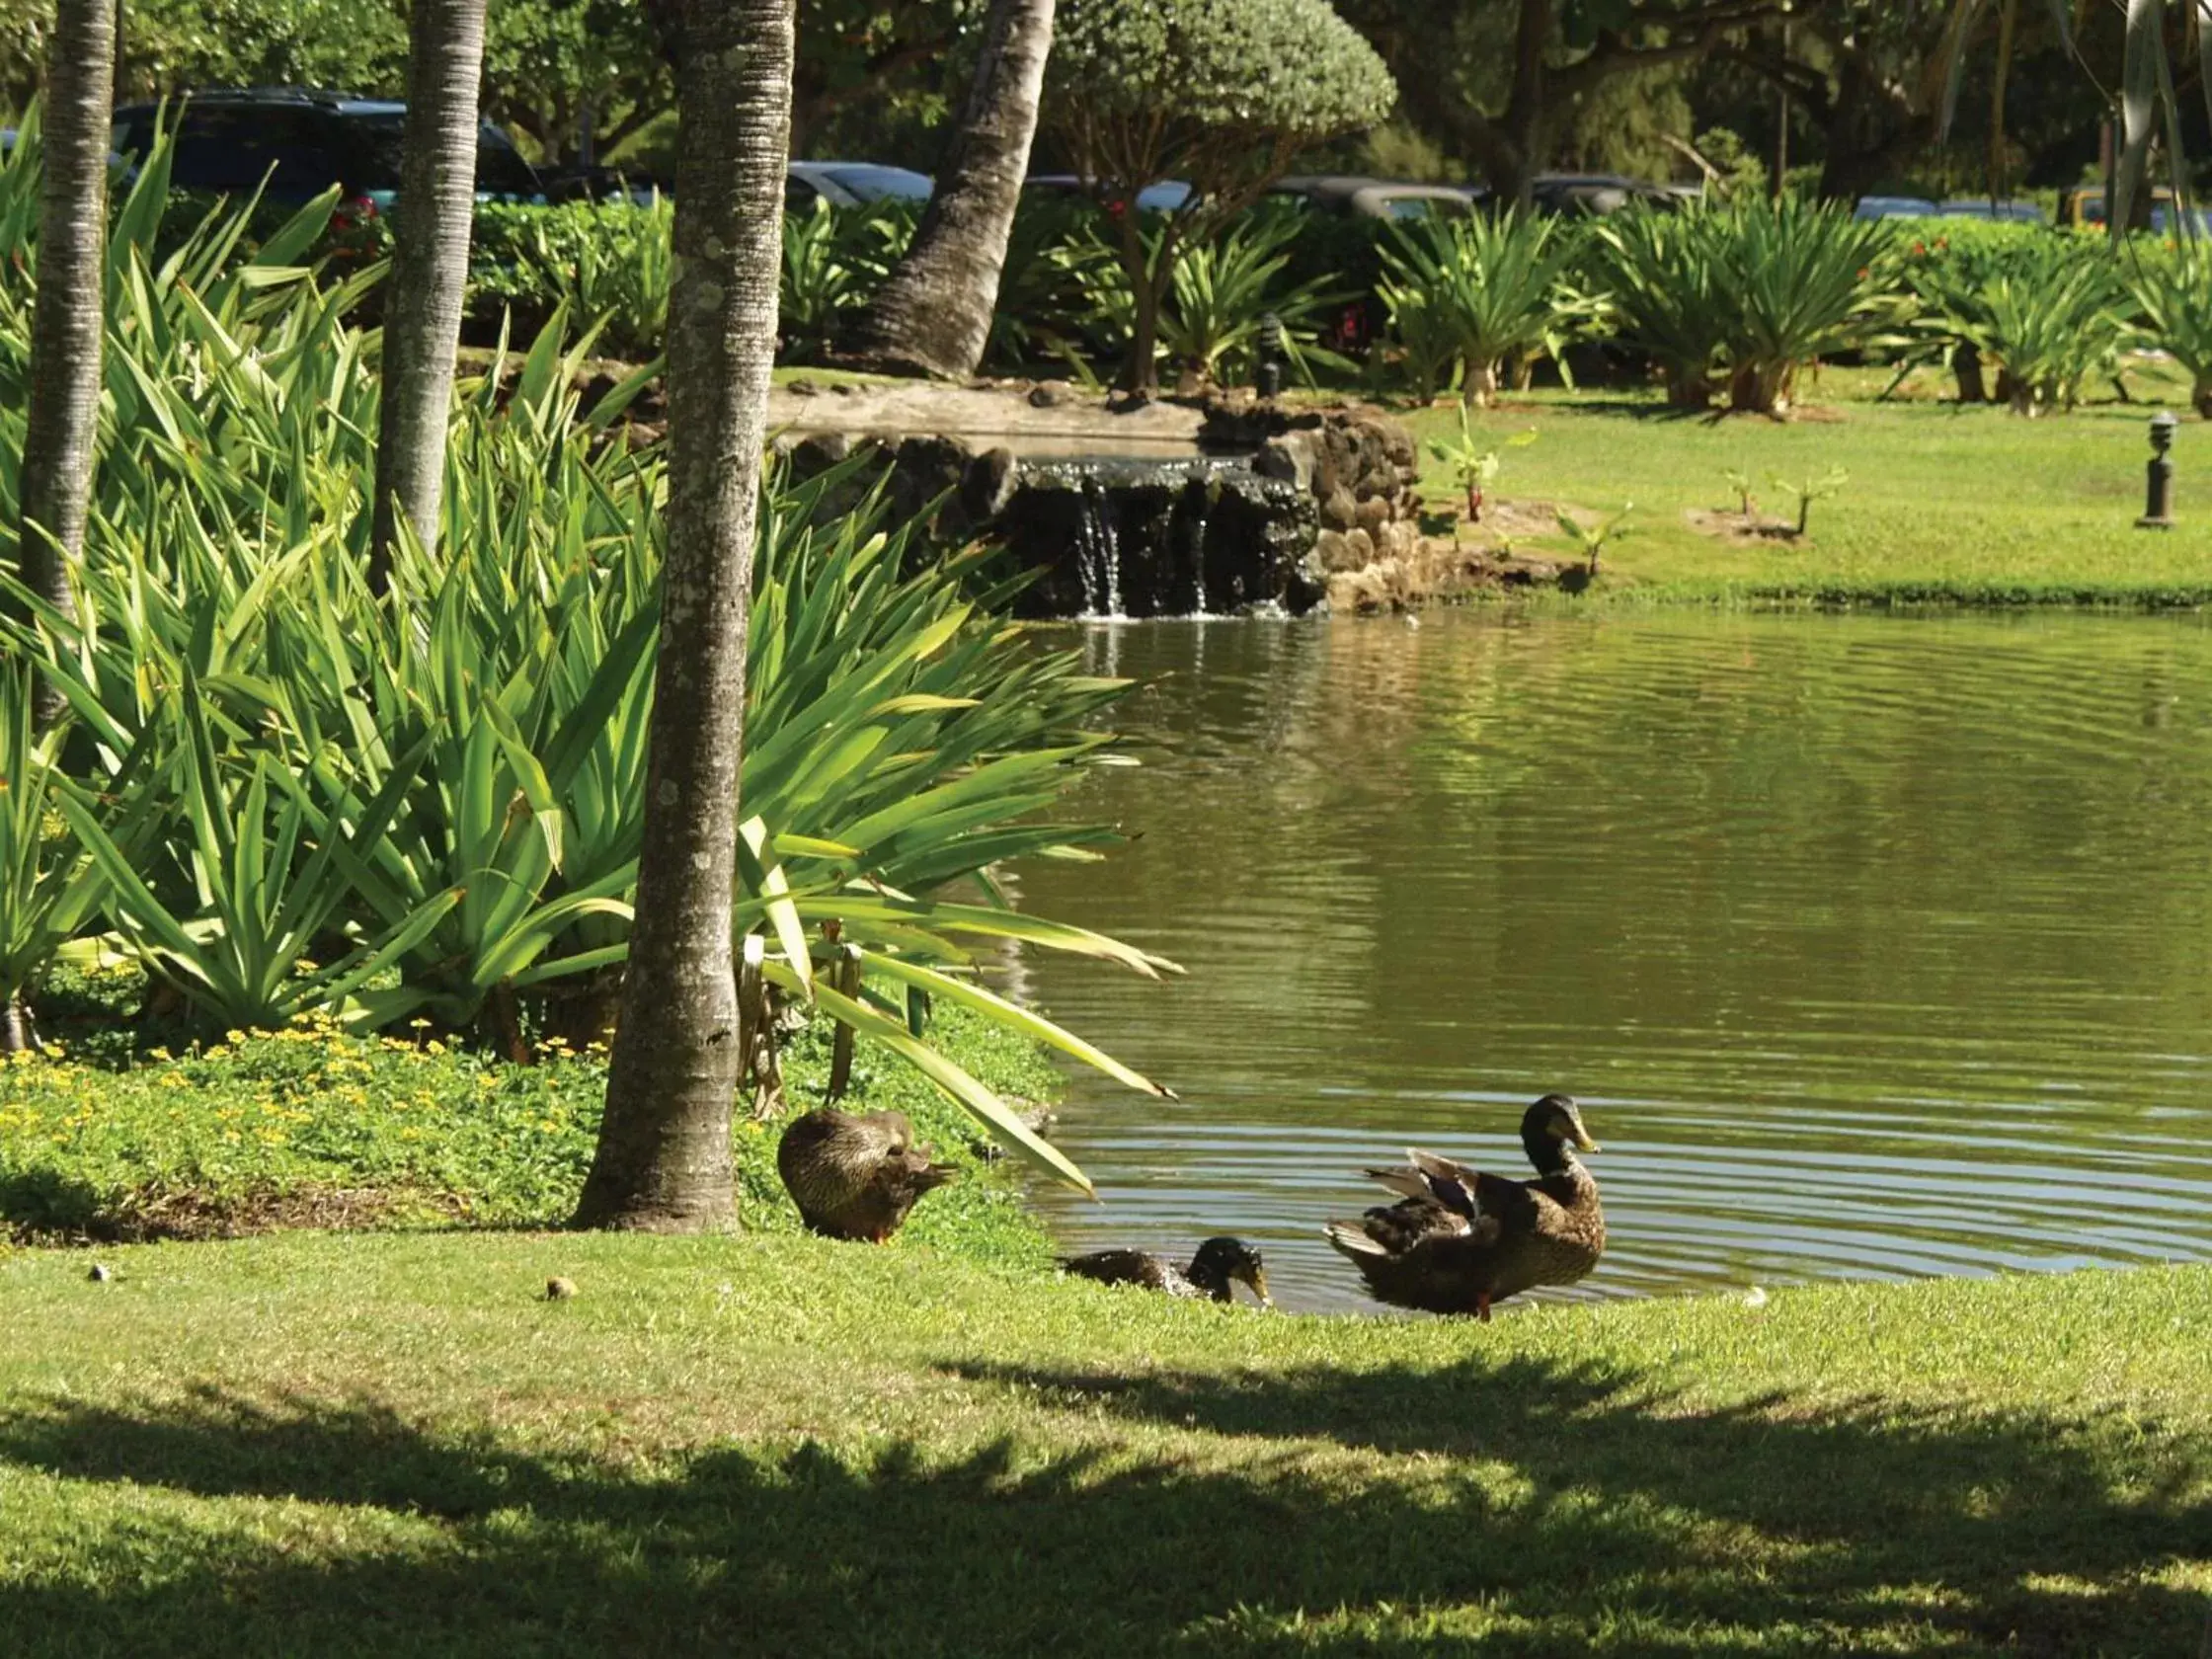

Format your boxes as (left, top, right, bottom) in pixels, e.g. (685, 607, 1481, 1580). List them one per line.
(1011, 609, 2212, 1312)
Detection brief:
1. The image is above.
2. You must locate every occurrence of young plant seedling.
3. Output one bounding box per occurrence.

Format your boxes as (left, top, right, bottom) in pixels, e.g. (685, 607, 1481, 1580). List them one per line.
(1426, 407, 1537, 531)
(1770, 466, 1850, 537)
(1722, 468, 1758, 518)
(1555, 503, 1632, 577)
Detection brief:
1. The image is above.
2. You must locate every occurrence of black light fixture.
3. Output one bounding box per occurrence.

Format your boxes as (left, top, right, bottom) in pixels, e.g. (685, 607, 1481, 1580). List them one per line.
(2139, 411, 2178, 529)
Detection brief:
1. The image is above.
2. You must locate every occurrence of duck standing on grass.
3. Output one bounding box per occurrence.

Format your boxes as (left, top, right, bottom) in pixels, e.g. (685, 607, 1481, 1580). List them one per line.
(1059, 1236, 1273, 1306)
(1325, 1094, 1605, 1319)
(777, 1108, 957, 1242)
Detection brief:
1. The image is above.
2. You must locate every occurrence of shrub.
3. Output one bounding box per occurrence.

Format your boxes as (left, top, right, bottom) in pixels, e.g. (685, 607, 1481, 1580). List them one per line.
(0, 141, 1168, 1188)
(1584, 207, 1734, 409)
(1044, 0, 1396, 389)
(778, 198, 916, 362)
(1380, 210, 1574, 407)
(1710, 198, 1899, 415)
(2125, 240, 2212, 418)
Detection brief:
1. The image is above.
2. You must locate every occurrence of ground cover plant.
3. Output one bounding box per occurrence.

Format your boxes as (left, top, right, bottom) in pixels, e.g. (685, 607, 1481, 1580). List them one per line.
(0, 1234, 2205, 1655)
(0, 123, 1170, 1193)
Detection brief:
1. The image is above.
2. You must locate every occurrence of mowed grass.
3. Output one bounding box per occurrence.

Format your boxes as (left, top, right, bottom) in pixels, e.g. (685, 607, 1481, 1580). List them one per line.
(1406, 360, 2212, 605)
(1, 1232, 2206, 1656)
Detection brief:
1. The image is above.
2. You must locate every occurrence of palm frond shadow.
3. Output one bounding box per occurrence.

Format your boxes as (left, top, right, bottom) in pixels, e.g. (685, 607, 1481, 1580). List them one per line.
(0, 1352, 2205, 1656)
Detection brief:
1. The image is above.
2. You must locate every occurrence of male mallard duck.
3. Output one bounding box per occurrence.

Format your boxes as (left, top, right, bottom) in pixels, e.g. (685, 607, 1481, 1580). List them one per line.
(776, 1108, 956, 1241)
(1324, 1094, 1604, 1319)
(1059, 1236, 1272, 1306)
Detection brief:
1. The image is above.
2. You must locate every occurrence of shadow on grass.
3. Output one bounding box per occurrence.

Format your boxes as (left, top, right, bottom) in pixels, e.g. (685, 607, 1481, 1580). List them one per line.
(1, 1352, 2206, 1656)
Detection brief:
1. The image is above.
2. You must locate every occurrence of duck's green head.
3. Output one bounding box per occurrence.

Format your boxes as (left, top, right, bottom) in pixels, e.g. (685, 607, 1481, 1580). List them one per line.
(1528, 1094, 1600, 1158)
(1193, 1236, 1271, 1306)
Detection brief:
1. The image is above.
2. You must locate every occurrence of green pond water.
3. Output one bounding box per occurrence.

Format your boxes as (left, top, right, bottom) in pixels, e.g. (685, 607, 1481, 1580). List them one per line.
(1011, 608, 2212, 1313)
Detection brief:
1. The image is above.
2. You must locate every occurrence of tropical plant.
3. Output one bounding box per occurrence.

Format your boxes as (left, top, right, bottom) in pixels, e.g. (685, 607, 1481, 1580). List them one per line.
(1425, 407, 1536, 525)
(1050, 208, 1348, 388)
(1555, 502, 1631, 577)
(1708, 197, 1898, 416)
(2126, 240, 2212, 419)
(778, 198, 917, 362)
(1380, 209, 1572, 407)
(1044, 0, 1396, 389)
(0, 667, 117, 1050)
(1583, 206, 1733, 410)
(1960, 249, 2127, 416)
(1721, 468, 1757, 517)
(1770, 467, 1850, 537)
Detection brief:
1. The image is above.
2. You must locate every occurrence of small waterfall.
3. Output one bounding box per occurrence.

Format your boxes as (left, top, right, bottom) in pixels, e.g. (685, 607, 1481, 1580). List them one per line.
(1073, 479, 1124, 619)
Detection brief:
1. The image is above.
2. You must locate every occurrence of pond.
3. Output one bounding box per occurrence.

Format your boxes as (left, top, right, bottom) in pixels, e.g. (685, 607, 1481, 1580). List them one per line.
(1011, 609, 2212, 1313)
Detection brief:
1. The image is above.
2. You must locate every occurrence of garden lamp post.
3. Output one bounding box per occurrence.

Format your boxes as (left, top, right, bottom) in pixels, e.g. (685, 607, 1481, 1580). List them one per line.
(2139, 412, 2178, 529)
(1256, 312, 1285, 399)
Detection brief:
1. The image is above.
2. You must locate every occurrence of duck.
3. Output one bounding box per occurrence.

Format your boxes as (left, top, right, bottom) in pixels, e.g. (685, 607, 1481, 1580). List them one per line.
(776, 1107, 957, 1241)
(1324, 1093, 1605, 1319)
(1059, 1236, 1272, 1306)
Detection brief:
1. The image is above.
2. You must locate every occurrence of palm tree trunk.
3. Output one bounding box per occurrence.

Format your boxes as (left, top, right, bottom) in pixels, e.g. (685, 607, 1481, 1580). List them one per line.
(848, 0, 1054, 378)
(366, 0, 489, 592)
(17, 0, 116, 724)
(574, 0, 794, 1231)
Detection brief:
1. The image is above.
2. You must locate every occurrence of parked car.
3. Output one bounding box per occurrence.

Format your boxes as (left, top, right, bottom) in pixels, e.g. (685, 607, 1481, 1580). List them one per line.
(1528, 172, 1679, 216)
(1022, 174, 1192, 213)
(541, 164, 665, 206)
(1854, 195, 1938, 220)
(784, 160, 932, 211)
(1268, 174, 1486, 220)
(2058, 184, 2210, 233)
(109, 87, 541, 211)
(1934, 198, 2047, 223)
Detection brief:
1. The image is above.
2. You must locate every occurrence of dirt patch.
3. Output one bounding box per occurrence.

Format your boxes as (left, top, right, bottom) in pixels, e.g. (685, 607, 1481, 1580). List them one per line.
(11, 1183, 479, 1245)
(1685, 507, 1806, 548)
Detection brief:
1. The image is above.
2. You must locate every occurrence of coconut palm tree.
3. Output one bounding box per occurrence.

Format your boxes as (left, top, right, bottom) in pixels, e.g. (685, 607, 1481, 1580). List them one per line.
(574, 0, 796, 1230)
(366, 0, 490, 592)
(849, 0, 1055, 378)
(16, 0, 116, 720)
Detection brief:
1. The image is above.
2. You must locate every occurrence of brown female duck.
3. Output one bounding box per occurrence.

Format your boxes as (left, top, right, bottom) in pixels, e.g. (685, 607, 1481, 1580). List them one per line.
(1324, 1094, 1604, 1319)
(777, 1108, 956, 1241)
(1059, 1236, 1271, 1305)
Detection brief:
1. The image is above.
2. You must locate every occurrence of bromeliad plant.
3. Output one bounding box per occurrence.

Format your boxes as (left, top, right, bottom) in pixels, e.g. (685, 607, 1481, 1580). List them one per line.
(1380, 209, 1576, 407)
(0, 124, 1168, 1191)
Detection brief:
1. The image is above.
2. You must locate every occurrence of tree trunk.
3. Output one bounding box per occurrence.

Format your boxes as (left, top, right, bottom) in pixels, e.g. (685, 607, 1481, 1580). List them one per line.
(366, 0, 489, 592)
(574, 0, 794, 1231)
(848, 0, 1054, 378)
(1117, 205, 1169, 394)
(1, 994, 36, 1054)
(1953, 342, 1989, 404)
(1461, 357, 1500, 409)
(16, 0, 115, 726)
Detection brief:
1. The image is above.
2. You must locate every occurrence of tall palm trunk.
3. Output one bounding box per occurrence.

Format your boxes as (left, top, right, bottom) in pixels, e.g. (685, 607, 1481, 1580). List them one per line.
(849, 0, 1054, 378)
(366, 0, 488, 592)
(574, 0, 795, 1231)
(17, 0, 116, 723)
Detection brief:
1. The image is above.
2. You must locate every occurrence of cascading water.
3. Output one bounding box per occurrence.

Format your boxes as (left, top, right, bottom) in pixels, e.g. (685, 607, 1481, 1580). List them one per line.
(1072, 477, 1125, 619)
(995, 456, 1321, 620)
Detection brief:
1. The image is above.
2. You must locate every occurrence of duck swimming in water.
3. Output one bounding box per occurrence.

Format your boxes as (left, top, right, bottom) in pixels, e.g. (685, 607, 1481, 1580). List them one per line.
(1324, 1094, 1605, 1319)
(1059, 1236, 1272, 1305)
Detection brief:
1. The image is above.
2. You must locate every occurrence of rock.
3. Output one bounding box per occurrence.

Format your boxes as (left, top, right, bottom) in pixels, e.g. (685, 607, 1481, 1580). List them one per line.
(1318, 487, 1359, 532)
(785, 431, 851, 478)
(1314, 528, 1358, 573)
(1344, 527, 1377, 567)
(87, 1262, 113, 1283)
(829, 381, 858, 396)
(1028, 380, 1075, 408)
(1254, 432, 1317, 495)
(545, 1277, 578, 1302)
(1375, 519, 1423, 561)
(786, 378, 822, 397)
(1353, 495, 1392, 536)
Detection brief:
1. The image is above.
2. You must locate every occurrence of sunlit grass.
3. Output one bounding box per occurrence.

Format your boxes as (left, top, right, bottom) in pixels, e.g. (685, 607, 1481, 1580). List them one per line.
(0, 1232, 2205, 1655)
(1411, 359, 2212, 605)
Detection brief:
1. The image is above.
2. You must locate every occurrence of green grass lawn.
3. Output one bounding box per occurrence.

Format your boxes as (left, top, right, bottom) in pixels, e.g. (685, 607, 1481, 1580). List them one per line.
(2, 1233, 2206, 1656)
(1406, 361, 2212, 606)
